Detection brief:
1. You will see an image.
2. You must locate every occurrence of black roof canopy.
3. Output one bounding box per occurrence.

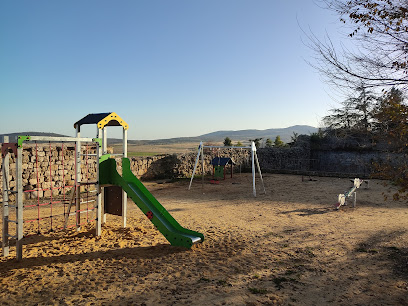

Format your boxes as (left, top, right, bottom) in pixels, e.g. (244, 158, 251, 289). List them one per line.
(74, 112, 128, 130)
(210, 157, 235, 166)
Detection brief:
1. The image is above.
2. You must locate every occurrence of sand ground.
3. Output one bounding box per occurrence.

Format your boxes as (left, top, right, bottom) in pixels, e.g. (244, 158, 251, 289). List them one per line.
(0, 173, 407, 305)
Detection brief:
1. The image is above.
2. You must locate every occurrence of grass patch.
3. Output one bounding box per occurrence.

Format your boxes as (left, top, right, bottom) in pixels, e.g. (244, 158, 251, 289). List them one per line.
(127, 152, 160, 157)
(248, 287, 268, 294)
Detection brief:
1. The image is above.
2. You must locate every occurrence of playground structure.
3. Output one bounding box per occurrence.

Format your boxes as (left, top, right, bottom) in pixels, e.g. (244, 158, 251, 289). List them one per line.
(336, 178, 368, 209)
(210, 157, 235, 180)
(188, 142, 266, 197)
(2, 112, 203, 260)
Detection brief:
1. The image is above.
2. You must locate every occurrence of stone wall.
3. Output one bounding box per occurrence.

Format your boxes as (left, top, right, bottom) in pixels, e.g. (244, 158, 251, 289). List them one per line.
(0, 145, 251, 201)
(1, 139, 400, 202)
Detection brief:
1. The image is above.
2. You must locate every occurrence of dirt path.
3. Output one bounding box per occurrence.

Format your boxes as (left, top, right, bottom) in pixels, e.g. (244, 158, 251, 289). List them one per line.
(0, 174, 407, 305)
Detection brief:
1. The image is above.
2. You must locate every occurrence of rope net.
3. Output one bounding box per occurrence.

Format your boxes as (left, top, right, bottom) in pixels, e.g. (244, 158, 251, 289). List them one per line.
(20, 141, 98, 236)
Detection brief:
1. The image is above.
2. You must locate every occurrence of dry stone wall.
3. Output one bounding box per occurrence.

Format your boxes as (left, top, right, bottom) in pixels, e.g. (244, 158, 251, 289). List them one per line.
(0, 145, 252, 202)
(1, 139, 401, 203)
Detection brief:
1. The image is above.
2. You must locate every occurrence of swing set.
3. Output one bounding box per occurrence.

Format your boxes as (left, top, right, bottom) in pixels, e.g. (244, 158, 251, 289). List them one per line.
(188, 141, 266, 197)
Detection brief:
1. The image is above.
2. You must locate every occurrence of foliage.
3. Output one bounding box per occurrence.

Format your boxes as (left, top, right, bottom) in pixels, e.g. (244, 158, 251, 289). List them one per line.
(291, 132, 299, 143)
(322, 86, 408, 199)
(265, 138, 273, 147)
(373, 87, 408, 147)
(323, 85, 376, 134)
(127, 151, 159, 157)
(273, 136, 286, 147)
(310, 129, 326, 149)
(223, 137, 232, 146)
(308, 0, 408, 91)
(235, 141, 243, 147)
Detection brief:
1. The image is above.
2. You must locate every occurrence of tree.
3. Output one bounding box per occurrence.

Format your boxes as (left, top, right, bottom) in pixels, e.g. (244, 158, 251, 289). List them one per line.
(273, 136, 286, 147)
(371, 88, 408, 199)
(290, 132, 299, 143)
(308, 0, 408, 91)
(223, 137, 232, 146)
(236, 141, 243, 147)
(323, 85, 377, 133)
(265, 138, 273, 147)
(373, 87, 408, 147)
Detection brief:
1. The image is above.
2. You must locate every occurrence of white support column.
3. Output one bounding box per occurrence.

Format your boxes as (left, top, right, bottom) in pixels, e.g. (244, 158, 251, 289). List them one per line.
(201, 144, 204, 188)
(122, 129, 127, 228)
(2, 136, 9, 257)
(75, 126, 81, 231)
(102, 128, 107, 155)
(96, 128, 102, 236)
(102, 127, 107, 224)
(251, 142, 256, 197)
(188, 142, 202, 190)
(254, 150, 266, 194)
(16, 143, 23, 260)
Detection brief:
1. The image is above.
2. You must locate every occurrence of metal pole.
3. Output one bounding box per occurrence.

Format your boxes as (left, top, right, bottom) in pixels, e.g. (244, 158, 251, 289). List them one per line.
(75, 126, 81, 231)
(96, 128, 102, 236)
(251, 142, 256, 197)
(188, 142, 202, 190)
(2, 136, 9, 257)
(353, 192, 357, 208)
(254, 151, 266, 194)
(122, 128, 127, 228)
(201, 144, 204, 189)
(102, 127, 107, 224)
(16, 142, 23, 260)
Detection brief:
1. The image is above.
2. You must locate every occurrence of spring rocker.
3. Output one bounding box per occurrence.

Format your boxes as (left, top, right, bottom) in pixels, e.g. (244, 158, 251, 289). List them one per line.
(335, 178, 368, 209)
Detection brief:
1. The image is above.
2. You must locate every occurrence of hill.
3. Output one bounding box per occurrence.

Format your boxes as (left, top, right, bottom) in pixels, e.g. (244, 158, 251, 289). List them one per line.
(125, 125, 318, 145)
(199, 125, 317, 143)
(1, 125, 318, 145)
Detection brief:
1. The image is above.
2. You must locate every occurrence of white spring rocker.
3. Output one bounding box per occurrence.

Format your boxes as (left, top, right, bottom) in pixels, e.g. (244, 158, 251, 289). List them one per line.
(336, 178, 365, 210)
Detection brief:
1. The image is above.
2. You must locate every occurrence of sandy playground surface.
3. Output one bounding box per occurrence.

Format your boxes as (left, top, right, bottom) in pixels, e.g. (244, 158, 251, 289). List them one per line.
(0, 173, 407, 305)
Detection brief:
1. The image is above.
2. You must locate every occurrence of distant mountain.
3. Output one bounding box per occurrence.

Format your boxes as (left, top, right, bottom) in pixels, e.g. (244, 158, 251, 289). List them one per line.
(199, 125, 318, 143)
(124, 125, 318, 145)
(2, 125, 318, 145)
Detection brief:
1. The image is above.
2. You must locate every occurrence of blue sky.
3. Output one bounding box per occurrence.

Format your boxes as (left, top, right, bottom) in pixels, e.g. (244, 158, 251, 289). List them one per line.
(0, 1, 343, 140)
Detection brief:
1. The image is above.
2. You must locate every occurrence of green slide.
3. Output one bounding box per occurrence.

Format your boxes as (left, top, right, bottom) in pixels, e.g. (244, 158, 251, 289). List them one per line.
(99, 156, 204, 248)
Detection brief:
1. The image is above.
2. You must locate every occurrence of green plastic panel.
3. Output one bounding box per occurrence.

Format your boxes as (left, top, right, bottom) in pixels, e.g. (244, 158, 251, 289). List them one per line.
(92, 137, 102, 147)
(214, 165, 224, 178)
(99, 158, 204, 248)
(17, 135, 31, 148)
